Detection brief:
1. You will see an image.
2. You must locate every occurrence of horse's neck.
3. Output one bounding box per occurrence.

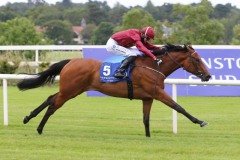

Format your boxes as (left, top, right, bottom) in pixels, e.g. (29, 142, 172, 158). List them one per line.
(136, 54, 182, 78)
(160, 53, 183, 77)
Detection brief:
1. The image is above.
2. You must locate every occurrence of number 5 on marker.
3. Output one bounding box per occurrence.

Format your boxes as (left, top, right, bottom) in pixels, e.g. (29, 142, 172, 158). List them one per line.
(103, 65, 111, 76)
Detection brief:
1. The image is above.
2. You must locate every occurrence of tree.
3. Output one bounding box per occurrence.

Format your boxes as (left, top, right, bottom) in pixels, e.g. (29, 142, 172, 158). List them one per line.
(212, 4, 231, 19)
(156, 3, 175, 22)
(221, 9, 240, 44)
(230, 24, 240, 45)
(63, 7, 89, 26)
(145, 0, 159, 21)
(120, 8, 155, 31)
(153, 20, 165, 44)
(86, 1, 110, 25)
(5, 2, 33, 14)
(44, 20, 72, 44)
(169, 0, 224, 44)
(0, 17, 50, 45)
(0, 0, 239, 45)
(109, 3, 128, 25)
(0, 7, 18, 22)
(59, 0, 72, 8)
(27, 6, 63, 25)
(92, 22, 115, 44)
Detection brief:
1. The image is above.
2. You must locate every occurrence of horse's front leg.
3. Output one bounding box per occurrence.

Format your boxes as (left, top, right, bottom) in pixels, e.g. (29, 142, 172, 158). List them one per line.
(156, 89, 208, 127)
(142, 99, 153, 137)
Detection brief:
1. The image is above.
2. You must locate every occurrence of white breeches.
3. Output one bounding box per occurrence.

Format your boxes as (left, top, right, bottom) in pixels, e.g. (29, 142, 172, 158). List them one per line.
(106, 38, 144, 57)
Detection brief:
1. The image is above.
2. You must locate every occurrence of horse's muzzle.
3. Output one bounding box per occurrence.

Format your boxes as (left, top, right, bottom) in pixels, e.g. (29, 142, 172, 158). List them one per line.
(201, 74, 211, 82)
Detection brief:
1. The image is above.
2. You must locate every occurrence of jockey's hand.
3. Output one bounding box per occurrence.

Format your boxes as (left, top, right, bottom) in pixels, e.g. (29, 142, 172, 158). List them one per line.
(161, 47, 167, 53)
(155, 58, 162, 66)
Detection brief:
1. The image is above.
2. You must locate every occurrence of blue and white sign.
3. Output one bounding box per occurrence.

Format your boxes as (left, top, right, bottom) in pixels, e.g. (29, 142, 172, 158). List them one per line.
(83, 47, 240, 96)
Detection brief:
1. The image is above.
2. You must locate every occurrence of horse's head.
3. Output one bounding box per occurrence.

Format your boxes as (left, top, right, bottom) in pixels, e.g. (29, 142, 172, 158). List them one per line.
(180, 44, 211, 81)
(155, 43, 211, 81)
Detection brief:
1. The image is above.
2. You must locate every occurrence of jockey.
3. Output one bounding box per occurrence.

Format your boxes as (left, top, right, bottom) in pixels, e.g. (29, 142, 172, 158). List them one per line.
(106, 26, 163, 79)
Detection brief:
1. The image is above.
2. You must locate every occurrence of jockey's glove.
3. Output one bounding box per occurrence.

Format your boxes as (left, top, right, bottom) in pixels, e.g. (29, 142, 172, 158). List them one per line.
(155, 58, 162, 66)
(161, 47, 167, 53)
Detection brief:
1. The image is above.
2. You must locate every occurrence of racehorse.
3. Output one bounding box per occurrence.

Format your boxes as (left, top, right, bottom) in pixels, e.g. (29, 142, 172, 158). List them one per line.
(17, 44, 211, 137)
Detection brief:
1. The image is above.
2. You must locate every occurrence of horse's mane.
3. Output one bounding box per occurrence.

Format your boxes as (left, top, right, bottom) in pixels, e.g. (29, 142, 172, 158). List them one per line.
(164, 43, 187, 52)
(153, 43, 191, 55)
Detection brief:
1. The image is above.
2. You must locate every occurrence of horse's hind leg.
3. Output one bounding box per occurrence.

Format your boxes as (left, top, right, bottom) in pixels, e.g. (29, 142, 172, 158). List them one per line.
(36, 92, 70, 134)
(23, 94, 56, 124)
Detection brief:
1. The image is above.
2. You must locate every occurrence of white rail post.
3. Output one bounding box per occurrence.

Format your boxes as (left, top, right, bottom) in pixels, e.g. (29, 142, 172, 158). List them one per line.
(35, 49, 39, 73)
(3, 79, 8, 125)
(172, 84, 177, 134)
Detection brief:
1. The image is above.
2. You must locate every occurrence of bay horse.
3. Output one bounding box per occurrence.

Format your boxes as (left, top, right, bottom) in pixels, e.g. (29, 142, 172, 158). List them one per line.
(17, 44, 211, 137)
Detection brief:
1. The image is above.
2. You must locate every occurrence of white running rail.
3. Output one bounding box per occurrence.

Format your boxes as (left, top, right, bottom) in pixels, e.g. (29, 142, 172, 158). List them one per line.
(1, 74, 240, 133)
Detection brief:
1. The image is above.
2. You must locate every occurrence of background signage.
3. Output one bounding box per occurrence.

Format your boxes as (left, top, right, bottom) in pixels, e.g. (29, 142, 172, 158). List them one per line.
(83, 47, 240, 96)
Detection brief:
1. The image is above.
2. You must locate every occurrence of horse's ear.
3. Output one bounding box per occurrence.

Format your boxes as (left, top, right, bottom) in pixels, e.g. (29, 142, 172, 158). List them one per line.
(184, 43, 193, 50)
(184, 44, 189, 50)
(185, 44, 195, 52)
(184, 43, 192, 47)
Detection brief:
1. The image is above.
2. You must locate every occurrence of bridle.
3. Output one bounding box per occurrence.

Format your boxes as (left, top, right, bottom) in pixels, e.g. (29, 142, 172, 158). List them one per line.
(134, 47, 205, 80)
(166, 49, 205, 79)
(185, 51, 205, 78)
(166, 51, 182, 68)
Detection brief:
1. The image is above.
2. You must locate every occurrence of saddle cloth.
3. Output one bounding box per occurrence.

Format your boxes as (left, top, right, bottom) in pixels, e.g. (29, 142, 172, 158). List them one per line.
(100, 62, 132, 83)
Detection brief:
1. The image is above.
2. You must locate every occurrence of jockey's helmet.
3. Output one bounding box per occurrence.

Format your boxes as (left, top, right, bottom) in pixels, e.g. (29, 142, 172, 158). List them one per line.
(141, 27, 155, 40)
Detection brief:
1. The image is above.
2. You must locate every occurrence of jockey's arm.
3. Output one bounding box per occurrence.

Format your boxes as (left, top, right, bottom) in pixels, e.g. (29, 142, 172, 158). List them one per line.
(135, 41, 156, 60)
(144, 41, 161, 50)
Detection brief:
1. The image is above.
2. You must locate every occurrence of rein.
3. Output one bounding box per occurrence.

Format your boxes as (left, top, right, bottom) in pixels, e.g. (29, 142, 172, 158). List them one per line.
(134, 50, 200, 80)
(166, 52, 183, 68)
(134, 50, 184, 79)
(134, 65, 166, 79)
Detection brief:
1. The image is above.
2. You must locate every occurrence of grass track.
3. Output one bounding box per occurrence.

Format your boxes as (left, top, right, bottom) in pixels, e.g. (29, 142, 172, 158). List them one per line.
(0, 86, 239, 160)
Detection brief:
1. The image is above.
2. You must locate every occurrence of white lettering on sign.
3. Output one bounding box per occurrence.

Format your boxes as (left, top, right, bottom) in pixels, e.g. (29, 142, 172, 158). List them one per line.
(237, 58, 240, 68)
(201, 57, 240, 69)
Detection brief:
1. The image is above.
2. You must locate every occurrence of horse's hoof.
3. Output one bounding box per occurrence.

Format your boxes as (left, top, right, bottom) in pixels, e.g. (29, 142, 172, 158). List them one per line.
(145, 134, 151, 138)
(23, 116, 29, 124)
(200, 121, 208, 127)
(37, 128, 43, 135)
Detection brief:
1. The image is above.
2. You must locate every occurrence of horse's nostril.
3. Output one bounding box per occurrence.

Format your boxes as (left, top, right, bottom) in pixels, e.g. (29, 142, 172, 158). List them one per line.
(206, 75, 211, 81)
(202, 75, 211, 82)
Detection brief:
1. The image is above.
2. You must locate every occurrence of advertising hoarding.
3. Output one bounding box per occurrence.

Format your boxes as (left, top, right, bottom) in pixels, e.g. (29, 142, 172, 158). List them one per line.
(83, 47, 240, 96)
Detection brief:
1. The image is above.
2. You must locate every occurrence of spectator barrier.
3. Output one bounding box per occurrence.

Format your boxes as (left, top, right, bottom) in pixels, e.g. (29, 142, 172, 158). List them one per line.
(1, 45, 240, 133)
(1, 74, 240, 133)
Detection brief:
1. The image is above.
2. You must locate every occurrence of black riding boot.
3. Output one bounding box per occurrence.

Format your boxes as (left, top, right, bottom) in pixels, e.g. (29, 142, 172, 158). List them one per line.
(114, 56, 136, 79)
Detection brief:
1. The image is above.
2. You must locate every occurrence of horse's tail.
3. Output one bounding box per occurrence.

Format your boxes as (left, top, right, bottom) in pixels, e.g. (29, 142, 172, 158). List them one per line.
(17, 59, 71, 90)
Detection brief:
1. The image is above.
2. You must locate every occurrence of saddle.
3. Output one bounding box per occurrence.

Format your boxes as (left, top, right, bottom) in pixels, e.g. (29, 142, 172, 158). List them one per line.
(100, 62, 133, 83)
(100, 62, 134, 99)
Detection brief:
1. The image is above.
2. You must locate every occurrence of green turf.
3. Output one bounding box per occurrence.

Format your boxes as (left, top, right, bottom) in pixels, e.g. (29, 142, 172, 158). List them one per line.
(0, 86, 239, 160)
